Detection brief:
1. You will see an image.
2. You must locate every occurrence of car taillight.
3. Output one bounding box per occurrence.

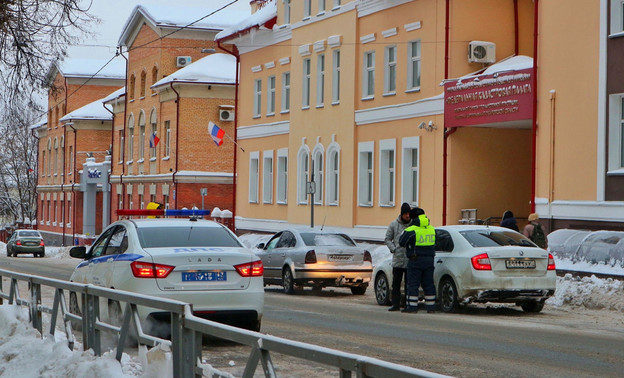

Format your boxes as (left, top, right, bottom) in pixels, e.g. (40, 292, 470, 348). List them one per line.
(16, 240, 22, 246)
(471, 253, 491, 270)
(547, 253, 556, 270)
(40, 240, 45, 246)
(363, 250, 372, 263)
(130, 261, 174, 278)
(305, 250, 317, 264)
(235, 260, 264, 277)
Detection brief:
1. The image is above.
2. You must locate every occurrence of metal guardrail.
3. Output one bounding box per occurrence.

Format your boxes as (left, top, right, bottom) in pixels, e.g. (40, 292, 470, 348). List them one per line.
(0, 269, 448, 378)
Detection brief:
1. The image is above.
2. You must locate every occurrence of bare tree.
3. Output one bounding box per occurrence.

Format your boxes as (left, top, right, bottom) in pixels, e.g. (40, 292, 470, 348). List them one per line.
(0, 0, 97, 103)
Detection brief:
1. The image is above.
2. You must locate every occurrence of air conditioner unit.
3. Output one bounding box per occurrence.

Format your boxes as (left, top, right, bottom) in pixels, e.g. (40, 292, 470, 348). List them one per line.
(468, 41, 496, 64)
(219, 109, 234, 122)
(176, 56, 192, 68)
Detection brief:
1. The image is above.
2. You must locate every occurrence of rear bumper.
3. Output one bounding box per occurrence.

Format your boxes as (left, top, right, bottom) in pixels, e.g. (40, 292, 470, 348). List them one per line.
(293, 268, 372, 287)
(12, 246, 45, 254)
(469, 289, 555, 303)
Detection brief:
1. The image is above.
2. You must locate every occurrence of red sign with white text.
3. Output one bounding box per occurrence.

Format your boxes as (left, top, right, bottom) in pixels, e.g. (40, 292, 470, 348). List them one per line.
(444, 68, 534, 128)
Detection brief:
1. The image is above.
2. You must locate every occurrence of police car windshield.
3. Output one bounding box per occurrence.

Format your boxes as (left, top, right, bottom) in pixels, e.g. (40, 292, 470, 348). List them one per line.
(300, 233, 356, 247)
(137, 227, 243, 248)
(459, 230, 537, 248)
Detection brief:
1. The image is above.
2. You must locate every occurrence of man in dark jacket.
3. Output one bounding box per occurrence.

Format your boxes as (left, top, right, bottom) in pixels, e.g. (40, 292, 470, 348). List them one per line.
(384, 202, 411, 311)
(399, 208, 436, 313)
(500, 210, 519, 232)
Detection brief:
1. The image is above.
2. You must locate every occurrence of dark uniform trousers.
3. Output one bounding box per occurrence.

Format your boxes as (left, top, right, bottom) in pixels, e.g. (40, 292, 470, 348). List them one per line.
(406, 256, 436, 311)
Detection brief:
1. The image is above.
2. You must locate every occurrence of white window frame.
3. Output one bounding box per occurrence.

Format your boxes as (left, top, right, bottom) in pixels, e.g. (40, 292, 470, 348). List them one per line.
(610, 0, 624, 35)
(150, 109, 158, 159)
(379, 139, 396, 207)
(253, 79, 262, 117)
(127, 114, 135, 163)
(357, 141, 374, 207)
(118, 131, 124, 164)
(267, 75, 276, 115)
(263, 150, 274, 204)
(302, 58, 311, 108)
(362, 51, 375, 99)
(318, 0, 326, 14)
(304, 0, 311, 19)
(407, 40, 421, 91)
(401, 136, 420, 206)
(297, 145, 310, 204)
(139, 111, 146, 161)
(332, 49, 340, 104)
(277, 148, 288, 204)
(384, 45, 397, 95)
(165, 120, 171, 157)
(608, 94, 624, 174)
(283, 0, 291, 24)
(281, 72, 291, 113)
(69, 146, 74, 174)
(333, 0, 341, 9)
(249, 152, 260, 203)
(312, 144, 324, 205)
(316, 54, 325, 107)
(325, 142, 340, 206)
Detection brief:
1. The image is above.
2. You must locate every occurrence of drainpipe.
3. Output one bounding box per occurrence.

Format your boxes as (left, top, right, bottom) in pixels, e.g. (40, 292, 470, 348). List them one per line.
(530, 0, 539, 213)
(218, 40, 240, 231)
(442, 0, 451, 225)
(170, 82, 181, 209)
(103, 101, 115, 225)
(514, 0, 519, 56)
(69, 124, 77, 244)
(61, 78, 68, 244)
(118, 47, 128, 213)
(31, 128, 39, 230)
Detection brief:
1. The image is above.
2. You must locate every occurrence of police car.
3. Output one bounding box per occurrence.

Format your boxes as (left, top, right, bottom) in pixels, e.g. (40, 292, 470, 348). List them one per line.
(68, 217, 264, 332)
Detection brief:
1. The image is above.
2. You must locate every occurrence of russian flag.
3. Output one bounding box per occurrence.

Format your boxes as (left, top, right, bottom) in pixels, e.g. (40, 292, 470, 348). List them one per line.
(149, 132, 160, 148)
(208, 121, 225, 146)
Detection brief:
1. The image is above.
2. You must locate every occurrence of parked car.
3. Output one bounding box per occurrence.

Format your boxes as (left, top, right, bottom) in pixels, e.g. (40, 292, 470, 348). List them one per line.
(6, 229, 45, 257)
(373, 225, 556, 313)
(68, 218, 264, 332)
(255, 228, 373, 294)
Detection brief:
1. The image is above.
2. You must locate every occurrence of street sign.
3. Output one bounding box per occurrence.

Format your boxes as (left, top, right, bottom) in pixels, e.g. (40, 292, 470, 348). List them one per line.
(306, 181, 316, 194)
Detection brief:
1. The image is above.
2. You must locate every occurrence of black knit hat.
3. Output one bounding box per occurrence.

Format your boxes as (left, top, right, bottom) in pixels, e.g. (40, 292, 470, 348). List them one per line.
(400, 202, 411, 215)
(410, 207, 424, 219)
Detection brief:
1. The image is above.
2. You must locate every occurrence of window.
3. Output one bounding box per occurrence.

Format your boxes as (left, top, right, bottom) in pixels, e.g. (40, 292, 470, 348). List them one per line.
(302, 58, 311, 108)
(150, 109, 157, 159)
(67, 201, 72, 226)
(318, 0, 325, 13)
(358, 142, 374, 206)
(316, 54, 325, 107)
(281, 72, 290, 112)
(384, 45, 397, 95)
(333, 0, 341, 8)
(253, 79, 262, 117)
(407, 40, 421, 90)
(249, 152, 259, 203)
(608, 95, 624, 173)
(40, 200, 44, 221)
(363, 51, 375, 98)
(41, 151, 45, 177)
(107, 226, 128, 255)
(164, 120, 171, 157)
(312, 146, 324, 204)
(139, 111, 145, 160)
(304, 0, 311, 18)
(332, 50, 340, 104)
(610, 0, 624, 34)
(283, 0, 291, 24)
(137, 227, 242, 248)
(118, 131, 124, 163)
(151, 66, 158, 94)
(129, 74, 135, 100)
(326, 143, 340, 205)
(163, 194, 170, 209)
(267, 75, 276, 115)
(402, 136, 420, 205)
(379, 139, 396, 206)
(139, 194, 144, 209)
(297, 146, 310, 204)
(140, 70, 146, 98)
(263, 151, 273, 204)
(277, 148, 288, 204)
(127, 114, 135, 161)
(69, 146, 74, 174)
(54, 143, 58, 176)
(127, 194, 133, 210)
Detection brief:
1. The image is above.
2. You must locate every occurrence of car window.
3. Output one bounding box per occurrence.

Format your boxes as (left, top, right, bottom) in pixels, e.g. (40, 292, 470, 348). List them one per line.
(435, 229, 454, 252)
(276, 231, 296, 248)
(137, 226, 243, 248)
(459, 229, 537, 248)
(265, 233, 282, 250)
(18, 231, 40, 237)
(300, 233, 356, 247)
(106, 226, 128, 255)
(90, 227, 117, 258)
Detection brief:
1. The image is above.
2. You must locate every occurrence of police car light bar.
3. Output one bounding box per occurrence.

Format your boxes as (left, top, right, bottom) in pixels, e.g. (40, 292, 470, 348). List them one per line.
(116, 209, 211, 217)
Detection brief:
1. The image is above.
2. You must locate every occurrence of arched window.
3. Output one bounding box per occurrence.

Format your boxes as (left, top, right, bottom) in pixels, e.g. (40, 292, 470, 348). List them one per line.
(297, 145, 310, 204)
(312, 144, 324, 205)
(151, 66, 158, 94)
(140, 70, 147, 98)
(138, 111, 146, 160)
(127, 114, 135, 161)
(150, 109, 157, 158)
(129, 74, 136, 100)
(60, 136, 65, 177)
(47, 138, 52, 176)
(326, 142, 340, 205)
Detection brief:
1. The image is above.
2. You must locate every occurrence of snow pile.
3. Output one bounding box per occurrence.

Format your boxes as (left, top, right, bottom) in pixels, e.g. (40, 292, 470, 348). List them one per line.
(548, 274, 624, 311)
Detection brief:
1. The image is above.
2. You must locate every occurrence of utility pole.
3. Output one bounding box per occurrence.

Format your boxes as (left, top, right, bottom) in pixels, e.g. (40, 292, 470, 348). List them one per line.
(308, 159, 315, 228)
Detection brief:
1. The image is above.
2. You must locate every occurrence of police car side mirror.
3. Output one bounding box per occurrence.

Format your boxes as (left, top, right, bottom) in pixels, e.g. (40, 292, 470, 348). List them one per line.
(69, 246, 87, 259)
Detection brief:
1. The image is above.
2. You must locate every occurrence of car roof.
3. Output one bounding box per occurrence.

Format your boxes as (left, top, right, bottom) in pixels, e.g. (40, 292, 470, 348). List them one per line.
(279, 226, 348, 234)
(437, 224, 517, 232)
(123, 218, 225, 229)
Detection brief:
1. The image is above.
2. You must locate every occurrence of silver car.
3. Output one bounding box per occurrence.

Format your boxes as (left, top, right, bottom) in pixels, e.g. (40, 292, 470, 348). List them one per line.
(373, 225, 556, 313)
(256, 228, 373, 295)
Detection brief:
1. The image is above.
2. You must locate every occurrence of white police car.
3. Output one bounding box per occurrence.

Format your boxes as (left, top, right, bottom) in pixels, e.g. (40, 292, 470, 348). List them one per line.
(68, 218, 264, 331)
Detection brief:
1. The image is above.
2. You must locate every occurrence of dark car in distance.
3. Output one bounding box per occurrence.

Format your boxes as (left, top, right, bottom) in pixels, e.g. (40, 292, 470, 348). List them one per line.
(7, 229, 45, 257)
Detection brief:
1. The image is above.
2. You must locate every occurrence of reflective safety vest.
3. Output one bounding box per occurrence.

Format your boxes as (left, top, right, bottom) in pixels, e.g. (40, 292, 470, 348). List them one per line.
(405, 214, 435, 251)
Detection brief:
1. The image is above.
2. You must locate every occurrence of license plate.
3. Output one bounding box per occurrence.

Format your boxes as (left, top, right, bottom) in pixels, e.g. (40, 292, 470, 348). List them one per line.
(505, 259, 536, 269)
(328, 254, 354, 262)
(181, 271, 227, 282)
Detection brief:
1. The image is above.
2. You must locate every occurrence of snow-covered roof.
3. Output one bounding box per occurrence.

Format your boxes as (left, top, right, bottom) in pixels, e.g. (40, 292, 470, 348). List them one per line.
(215, 0, 277, 41)
(29, 117, 47, 130)
(101, 87, 126, 104)
(118, 2, 251, 46)
(482, 55, 533, 74)
(152, 53, 236, 88)
(59, 97, 113, 122)
(53, 57, 126, 80)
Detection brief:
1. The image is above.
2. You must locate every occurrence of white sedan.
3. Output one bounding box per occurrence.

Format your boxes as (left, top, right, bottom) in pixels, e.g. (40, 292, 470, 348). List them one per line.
(69, 218, 264, 332)
(373, 225, 556, 313)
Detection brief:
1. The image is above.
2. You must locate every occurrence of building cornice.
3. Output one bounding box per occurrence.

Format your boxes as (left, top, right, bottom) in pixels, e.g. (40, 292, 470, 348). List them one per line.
(238, 120, 290, 140)
(355, 94, 444, 126)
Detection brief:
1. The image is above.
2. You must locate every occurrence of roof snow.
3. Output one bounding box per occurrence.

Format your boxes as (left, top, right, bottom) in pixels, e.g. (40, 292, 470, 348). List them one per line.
(482, 55, 533, 74)
(101, 87, 126, 104)
(55, 57, 126, 79)
(152, 53, 236, 88)
(59, 97, 113, 122)
(215, 0, 277, 41)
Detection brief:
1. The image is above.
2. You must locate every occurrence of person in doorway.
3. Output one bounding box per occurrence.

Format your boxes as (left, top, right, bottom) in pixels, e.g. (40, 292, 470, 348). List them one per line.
(384, 203, 411, 311)
(523, 213, 548, 249)
(399, 208, 437, 313)
(500, 210, 519, 232)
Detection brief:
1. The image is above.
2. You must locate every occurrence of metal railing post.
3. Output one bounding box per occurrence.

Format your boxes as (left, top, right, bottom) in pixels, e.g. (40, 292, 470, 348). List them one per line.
(30, 281, 43, 335)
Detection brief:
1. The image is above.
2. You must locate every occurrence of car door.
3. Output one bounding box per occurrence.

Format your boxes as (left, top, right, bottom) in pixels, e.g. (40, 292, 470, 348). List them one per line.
(274, 231, 297, 270)
(105, 225, 130, 288)
(85, 226, 117, 287)
(6, 233, 14, 254)
(434, 229, 455, 285)
(261, 232, 282, 279)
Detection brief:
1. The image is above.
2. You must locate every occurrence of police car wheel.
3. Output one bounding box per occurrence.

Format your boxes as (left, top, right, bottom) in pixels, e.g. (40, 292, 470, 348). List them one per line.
(520, 300, 544, 313)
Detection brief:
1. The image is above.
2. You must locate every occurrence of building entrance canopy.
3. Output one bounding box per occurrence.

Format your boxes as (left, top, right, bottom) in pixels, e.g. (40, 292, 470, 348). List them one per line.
(444, 56, 534, 128)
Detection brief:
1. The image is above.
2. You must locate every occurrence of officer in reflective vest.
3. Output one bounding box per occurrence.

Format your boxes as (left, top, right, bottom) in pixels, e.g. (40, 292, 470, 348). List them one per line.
(399, 208, 437, 313)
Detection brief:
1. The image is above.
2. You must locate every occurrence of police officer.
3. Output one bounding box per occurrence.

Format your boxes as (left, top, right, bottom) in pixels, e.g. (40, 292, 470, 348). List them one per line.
(399, 208, 437, 313)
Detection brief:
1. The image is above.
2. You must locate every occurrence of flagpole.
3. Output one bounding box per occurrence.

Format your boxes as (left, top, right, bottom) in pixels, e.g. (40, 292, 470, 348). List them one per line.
(223, 133, 245, 152)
